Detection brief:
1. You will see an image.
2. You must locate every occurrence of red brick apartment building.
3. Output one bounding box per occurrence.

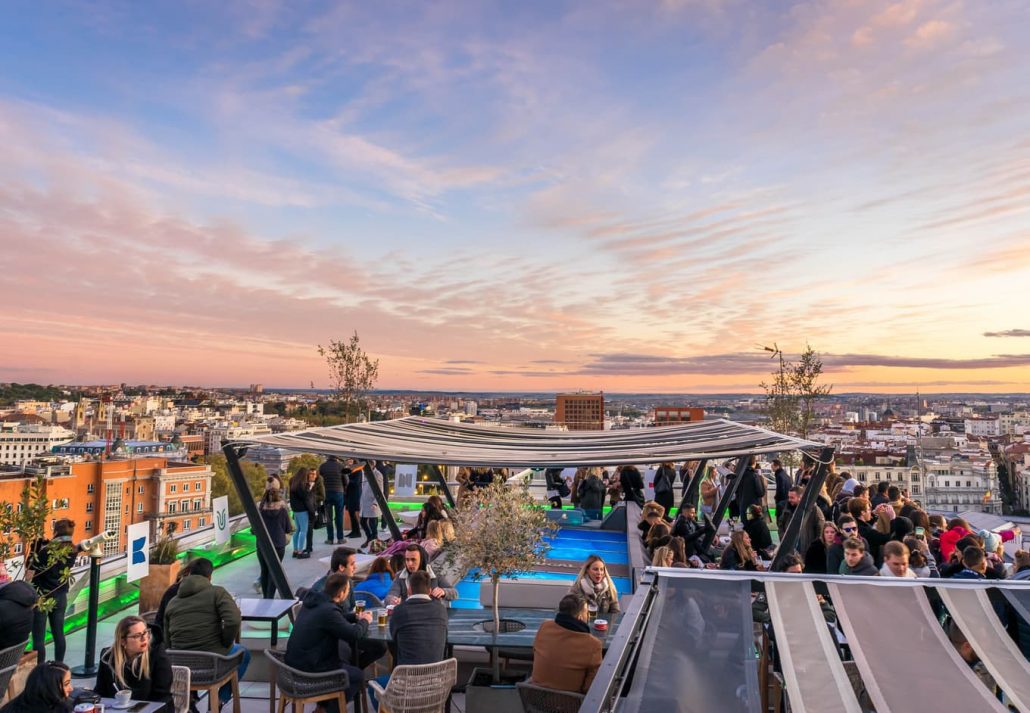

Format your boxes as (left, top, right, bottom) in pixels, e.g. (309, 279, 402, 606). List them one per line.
(555, 392, 605, 431)
(0, 456, 212, 557)
(653, 406, 706, 425)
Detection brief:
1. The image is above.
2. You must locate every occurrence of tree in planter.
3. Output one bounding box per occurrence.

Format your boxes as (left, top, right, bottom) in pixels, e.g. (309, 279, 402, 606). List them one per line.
(444, 480, 557, 681)
(0, 475, 75, 628)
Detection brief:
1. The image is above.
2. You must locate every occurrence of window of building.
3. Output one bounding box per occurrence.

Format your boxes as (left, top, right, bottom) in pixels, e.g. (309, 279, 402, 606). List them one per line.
(84, 520, 92, 531)
(966, 480, 972, 488)
(193, 498, 202, 511)
(198, 517, 206, 527)
(169, 484, 177, 493)
(195, 481, 203, 491)
(14, 543, 23, 555)
(137, 503, 143, 513)
(138, 485, 145, 494)
(87, 483, 95, 494)
(184, 519, 192, 531)
(183, 483, 190, 492)
(169, 502, 177, 514)
(86, 502, 93, 512)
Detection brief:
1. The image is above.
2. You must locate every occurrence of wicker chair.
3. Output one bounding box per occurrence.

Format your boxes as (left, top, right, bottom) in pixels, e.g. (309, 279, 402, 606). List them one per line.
(0, 641, 27, 672)
(0, 664, 17, 702)
(166, 648, 244, 713)
(367, 658, 457, 713)
(354, 591, 384, 609)
(516, 681, 585, 713)
(171, 665, 191, 713)
(264, 649, 350, 713)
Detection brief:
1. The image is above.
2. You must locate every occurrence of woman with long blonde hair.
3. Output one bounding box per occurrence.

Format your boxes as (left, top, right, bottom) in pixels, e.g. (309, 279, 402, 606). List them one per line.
(569, 554, 620, 614)
(95, 615, 172, 710)
(652, 545, 674, 567)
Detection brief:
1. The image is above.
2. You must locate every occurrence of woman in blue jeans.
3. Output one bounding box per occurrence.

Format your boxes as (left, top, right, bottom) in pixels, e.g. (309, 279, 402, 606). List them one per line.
(288, 468, 321, 558)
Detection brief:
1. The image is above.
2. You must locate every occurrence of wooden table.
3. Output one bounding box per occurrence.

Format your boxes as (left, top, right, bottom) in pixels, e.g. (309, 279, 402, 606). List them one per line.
(99, 697, 166, 713)
(237, 597, 298, 646)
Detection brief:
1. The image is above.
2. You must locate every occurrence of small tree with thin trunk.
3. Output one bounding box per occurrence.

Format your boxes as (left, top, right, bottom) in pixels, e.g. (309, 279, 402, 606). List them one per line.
(444, 479, 557, 680)
(318, 331, 380, 423)
(0, 475, 75, 615)
(760, 343, 833, 462)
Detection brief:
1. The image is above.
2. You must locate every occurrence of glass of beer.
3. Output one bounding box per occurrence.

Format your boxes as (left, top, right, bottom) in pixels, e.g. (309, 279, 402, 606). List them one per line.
(354, 600, 365, 615)
(588, 602, 599, 618)
(377, 608, 388, 627)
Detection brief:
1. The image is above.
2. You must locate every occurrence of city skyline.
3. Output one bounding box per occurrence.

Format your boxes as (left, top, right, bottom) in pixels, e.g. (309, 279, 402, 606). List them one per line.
(3, 1, 1030, 393)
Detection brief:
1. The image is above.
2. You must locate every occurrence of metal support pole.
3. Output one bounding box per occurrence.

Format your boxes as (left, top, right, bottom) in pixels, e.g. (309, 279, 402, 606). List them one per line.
(362, 462, 403, 541)
(771, 446, 836, 572)
(701, 456, 751, 553)
(676, 458, 708, 517)
(71, 555, 102, 677)
(222, 443, 293, 599)
(428, 464, 456, 508)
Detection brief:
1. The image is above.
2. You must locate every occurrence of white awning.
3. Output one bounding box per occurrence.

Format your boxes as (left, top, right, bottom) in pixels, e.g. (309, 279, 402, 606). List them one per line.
(231, 416, 819, 467)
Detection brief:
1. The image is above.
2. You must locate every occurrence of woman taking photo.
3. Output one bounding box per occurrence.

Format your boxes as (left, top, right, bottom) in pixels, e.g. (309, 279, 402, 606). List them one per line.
(569, 555, 620, 615)
(95, 615, 173, 711)
(0, 661, 72, 713)
(29, 518, 83, 664)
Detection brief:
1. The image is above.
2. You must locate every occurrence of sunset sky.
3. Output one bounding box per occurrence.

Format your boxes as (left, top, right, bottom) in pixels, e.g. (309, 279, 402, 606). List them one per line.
(2, 1, 1029, 393)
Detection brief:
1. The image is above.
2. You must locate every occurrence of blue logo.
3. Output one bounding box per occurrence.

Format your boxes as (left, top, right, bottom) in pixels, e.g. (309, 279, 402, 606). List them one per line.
(131, 536, 147, 565)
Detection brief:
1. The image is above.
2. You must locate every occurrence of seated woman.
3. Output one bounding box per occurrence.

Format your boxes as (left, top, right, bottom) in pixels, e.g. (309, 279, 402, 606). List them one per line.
(354, 557, 394, 601)
(95, 615, 173, 712)
(719, 530, 764, 571)
(645, 521, 671, 558)
(0, 661, 72, 713)
(743, 505, 774, 560)
(652, 545, 674, 567)
(404, 496, 449, 541)
(637, 501, 666, 537)
(569, 555, 620, 614)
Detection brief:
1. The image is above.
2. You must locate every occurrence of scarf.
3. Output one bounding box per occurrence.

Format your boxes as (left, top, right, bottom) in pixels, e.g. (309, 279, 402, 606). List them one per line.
(554, 612, 591, 634)
(580, 575, 608, 601)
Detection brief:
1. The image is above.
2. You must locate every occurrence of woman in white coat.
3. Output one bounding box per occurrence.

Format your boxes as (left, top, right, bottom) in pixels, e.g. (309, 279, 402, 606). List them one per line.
(359, 462, 384, 550)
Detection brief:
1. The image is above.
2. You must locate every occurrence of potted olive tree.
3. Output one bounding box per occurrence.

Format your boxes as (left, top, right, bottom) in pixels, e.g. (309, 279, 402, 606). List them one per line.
(138, 521, 180, 614)
(445, 479, 556, 710)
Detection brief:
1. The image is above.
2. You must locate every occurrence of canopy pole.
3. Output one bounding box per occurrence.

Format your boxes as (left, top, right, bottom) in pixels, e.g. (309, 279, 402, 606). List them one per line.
(428, 464, 456, 508)
(771, 446, 835, 571)
(677, 458, 708, 517)
(701, 456, 750, 552)
(362, 461, 403, 541)
(222, 442, 293, 599)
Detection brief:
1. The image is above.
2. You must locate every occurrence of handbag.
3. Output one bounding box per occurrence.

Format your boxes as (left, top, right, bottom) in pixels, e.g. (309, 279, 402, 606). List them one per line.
(557, 480, 571, 498)
(313, 503, 326, 529)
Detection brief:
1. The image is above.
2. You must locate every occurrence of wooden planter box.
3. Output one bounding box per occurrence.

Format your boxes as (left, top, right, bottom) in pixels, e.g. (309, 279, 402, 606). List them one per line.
(138, 560, 181, 614)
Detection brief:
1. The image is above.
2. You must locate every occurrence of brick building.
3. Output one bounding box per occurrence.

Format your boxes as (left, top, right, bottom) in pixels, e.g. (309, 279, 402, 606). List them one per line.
(555, 392, 605, 431)
(0, 456, 212, 558)
(653, 406, 705, 426)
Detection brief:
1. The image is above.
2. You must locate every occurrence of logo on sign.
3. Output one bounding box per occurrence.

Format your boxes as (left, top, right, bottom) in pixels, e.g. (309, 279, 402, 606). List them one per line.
(131, 536, 147, 565)
(216, 510, 227, 530)
(397, 471, 414, 491)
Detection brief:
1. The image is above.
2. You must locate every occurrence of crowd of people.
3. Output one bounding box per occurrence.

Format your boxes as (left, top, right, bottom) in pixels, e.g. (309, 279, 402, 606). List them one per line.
(4, 454, 1028, 711)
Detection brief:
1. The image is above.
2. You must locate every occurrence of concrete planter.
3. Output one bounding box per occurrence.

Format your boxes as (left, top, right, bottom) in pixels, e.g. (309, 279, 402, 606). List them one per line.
(464, 667, 525, 713)
(138, 560, 180, 614)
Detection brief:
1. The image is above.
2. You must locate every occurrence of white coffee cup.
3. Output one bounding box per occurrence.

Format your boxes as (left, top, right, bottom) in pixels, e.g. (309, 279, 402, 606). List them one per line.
(115, 689, 132, 706)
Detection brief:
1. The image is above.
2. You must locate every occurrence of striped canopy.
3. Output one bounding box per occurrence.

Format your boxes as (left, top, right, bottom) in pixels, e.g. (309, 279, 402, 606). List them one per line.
(232, 416, 819, 467)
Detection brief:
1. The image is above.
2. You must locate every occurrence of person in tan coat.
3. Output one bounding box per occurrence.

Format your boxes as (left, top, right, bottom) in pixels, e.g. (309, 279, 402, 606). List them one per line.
(530, 594, 603, 693)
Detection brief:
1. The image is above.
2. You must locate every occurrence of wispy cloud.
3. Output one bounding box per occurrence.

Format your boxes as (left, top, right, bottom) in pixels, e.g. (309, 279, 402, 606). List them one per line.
(984, 329, 1030, 338)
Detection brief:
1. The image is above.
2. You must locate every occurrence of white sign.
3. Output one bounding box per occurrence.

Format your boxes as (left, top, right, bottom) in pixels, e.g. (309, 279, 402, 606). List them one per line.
(213, 495, 230, 546)
(394, 464, 418, 498)
(644, 467, 657, 501)
(126, 521, 150, 583)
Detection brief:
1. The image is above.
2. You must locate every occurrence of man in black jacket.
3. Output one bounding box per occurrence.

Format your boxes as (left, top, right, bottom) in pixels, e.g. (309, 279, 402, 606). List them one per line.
(772, 459, 791, 511)
(0, 567, 36, 650)
(286, 573, 371, 710)
(670, 504, 714, 561)
(320, 456, 348, 544)
(619, 466, 645, 507)
(370, 571, 449, 710)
